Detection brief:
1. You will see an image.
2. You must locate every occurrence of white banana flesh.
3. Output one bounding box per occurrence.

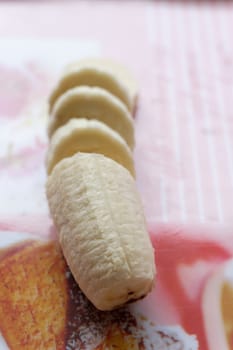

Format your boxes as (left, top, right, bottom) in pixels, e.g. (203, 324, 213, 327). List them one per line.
(49, 63, 136, 113)
(46, 153, 155, 311)
(48, 86, 135, 150)
(46, 118, 135, 176)
(64, 58, 138, 113)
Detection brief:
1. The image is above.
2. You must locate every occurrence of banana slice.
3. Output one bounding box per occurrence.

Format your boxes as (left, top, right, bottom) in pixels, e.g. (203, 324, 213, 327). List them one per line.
(64, 58, 138, 111)
(46, 153, 155, 311)
(48, 86, 135, 150)
(46, 118, 135, 176)
(49, 58, 138, 114)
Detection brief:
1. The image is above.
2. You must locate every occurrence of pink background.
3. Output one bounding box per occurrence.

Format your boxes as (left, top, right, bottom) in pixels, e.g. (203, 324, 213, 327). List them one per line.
(0, 1, 233, 224)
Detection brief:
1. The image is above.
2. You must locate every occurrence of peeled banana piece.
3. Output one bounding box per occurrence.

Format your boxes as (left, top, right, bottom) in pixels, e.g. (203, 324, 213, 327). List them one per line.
(46, 118, 135, 176)
(64, 58, 138, 113)
(49, 59, 138, 113)
(48, 86, 135, 150)
(46, 153, 155, 311)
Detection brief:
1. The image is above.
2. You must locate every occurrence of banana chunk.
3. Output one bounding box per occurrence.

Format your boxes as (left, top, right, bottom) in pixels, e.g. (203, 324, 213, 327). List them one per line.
(46, 118, 135, 176)
(46, 153, 155, 311)
(49, 59, 138, 113)
(48, 86, 135, 150)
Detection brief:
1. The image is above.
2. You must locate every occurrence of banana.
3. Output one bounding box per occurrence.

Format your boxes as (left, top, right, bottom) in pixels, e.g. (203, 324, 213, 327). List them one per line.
(49, 59, 138, 113)
(46, 118, 135, 176)
(46, 153, 155, 311)
(64, 58, 138, 113)
(48, 86, 135, 150)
